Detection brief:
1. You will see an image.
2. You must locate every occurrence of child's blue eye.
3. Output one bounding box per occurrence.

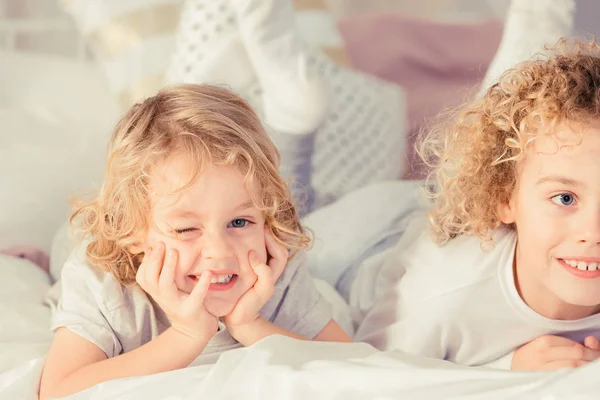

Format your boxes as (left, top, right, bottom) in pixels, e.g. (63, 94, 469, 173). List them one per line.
(551, 193, 576, 206)
(228, 219, 250, 228)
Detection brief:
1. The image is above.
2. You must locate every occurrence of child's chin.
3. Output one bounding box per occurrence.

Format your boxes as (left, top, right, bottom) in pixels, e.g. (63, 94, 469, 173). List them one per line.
(204, 300, 236, 318)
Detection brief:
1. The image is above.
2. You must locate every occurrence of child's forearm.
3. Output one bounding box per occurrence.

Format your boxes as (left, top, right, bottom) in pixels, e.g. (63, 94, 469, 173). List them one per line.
(227, 317, 308, 346)
(41, 328, 210, 400)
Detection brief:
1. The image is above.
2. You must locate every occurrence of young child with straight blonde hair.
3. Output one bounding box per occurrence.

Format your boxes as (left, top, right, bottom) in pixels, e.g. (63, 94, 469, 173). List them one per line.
(39, 84, 350, 399)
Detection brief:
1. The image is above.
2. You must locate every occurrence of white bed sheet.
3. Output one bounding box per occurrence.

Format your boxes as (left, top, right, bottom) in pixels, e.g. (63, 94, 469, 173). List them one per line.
(3, 336, 600, 400)
(2, 253, 600, 400)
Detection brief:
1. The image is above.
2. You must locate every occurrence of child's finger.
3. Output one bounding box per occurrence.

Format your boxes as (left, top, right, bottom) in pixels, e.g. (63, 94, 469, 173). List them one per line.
(135, 247, 152, 287)
(532, 335, 579, 349)
(158, 248, 179, 302)
(265, 227, 288, 260)
(584, 336, 600, 351)
(264, 228, 287, 281)
(546, 344, 600, 362)
(187, 271, 212, 307)
(250, 256, 275, 298)
(145, 242, 166, 287)
(541, 360, 587, 370)
(248, 249, 261, 268)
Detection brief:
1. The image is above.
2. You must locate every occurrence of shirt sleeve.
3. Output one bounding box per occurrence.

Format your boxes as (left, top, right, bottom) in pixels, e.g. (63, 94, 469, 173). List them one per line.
(262, 252, 333, 339)
(49, 258, 122, 358)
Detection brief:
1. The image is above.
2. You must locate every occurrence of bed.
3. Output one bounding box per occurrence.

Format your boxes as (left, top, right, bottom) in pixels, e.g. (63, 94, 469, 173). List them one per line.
(2, 1, 600, 399)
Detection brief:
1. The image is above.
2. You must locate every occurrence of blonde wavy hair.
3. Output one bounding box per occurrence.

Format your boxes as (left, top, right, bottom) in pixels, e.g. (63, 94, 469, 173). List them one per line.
(418, 38, 600, 244)
(72, 84, 310, 285)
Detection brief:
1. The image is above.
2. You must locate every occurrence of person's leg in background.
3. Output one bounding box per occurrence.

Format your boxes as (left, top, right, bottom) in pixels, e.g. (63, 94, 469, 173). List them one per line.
(479, 0, 574, 95)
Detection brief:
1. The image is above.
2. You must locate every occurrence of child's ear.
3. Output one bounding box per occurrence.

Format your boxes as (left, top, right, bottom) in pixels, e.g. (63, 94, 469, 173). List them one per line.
(127, 243, 144, 255)
(127, 235, 147, 255)
(497, 200, 516, 225)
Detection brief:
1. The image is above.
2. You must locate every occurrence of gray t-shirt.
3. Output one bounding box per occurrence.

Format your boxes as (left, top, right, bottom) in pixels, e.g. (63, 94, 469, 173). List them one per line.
(46, 243, 332, 366)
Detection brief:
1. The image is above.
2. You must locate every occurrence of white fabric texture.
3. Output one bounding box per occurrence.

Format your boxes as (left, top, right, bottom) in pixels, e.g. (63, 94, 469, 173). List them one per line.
(0, 256, 52, 376)
(353, 224, 600, 369)
(167, 0, 407, 211)
(4, 336, 600, 399)
(302, 180, 426, 286)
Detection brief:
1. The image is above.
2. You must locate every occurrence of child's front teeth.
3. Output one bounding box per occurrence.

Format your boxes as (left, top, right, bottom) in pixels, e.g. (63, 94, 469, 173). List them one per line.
(210, 274, 233, 284)
(563, 259, 599, 271)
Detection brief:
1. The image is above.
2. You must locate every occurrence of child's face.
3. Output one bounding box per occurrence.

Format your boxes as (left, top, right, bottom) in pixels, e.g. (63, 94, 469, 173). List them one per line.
(499, 120, 600, 319)
(143, 159, 269, 317)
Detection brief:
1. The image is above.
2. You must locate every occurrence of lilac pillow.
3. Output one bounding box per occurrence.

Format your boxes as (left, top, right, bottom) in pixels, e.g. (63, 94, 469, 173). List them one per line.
(338, 14, 503, 177)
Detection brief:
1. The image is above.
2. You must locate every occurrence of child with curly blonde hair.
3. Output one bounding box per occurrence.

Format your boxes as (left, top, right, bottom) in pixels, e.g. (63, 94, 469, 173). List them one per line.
(39, 84, 350, 399)
(334, 39, 600, 371)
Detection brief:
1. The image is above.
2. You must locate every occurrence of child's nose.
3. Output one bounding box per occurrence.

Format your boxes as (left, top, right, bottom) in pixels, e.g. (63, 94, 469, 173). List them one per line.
(577, 208, 600, 245)
(201, 231, 234, 259)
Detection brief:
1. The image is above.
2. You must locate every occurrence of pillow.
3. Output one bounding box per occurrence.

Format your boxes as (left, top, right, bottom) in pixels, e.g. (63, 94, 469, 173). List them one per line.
(337, 14, 503, 178)
(0, 51, 116, 252)
(0, 255, 52, 373)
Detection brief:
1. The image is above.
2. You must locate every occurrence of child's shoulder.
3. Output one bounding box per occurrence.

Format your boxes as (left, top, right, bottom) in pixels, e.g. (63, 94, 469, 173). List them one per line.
(363, 225, 517, 319)
(404, 223, 514, 270)
(273, 249, 308, 290)
(64, 240, 114, 280)
(388, 223, 516, 297)
(58, 240, 136, 310)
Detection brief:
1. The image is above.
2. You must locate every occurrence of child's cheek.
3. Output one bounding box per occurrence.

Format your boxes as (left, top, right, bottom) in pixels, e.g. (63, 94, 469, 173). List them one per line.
(145, 232, 199, 274)
(237, 237, 268, 266)
(170, 242, 198, 271)
(144, 230, 173, 250)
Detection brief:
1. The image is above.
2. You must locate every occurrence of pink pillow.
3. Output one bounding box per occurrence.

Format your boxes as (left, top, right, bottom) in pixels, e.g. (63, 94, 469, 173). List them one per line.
(338, 14, 503, 177)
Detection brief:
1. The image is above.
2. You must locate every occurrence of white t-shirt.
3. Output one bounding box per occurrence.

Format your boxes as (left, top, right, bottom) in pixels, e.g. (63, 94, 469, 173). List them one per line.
(46, 242, 333, 366)
(352, 220, 600, 369)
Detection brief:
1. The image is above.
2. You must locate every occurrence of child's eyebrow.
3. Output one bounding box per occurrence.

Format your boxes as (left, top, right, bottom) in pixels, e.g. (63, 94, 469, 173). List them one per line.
(234, 201, 256, 211)
(165, 209, 199, 219)
(536, 175, 582, 187)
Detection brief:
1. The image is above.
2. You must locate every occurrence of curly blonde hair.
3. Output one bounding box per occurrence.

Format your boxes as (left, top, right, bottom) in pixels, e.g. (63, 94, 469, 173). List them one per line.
(72, 84, 310, 285)
(418, 38, 600, 244)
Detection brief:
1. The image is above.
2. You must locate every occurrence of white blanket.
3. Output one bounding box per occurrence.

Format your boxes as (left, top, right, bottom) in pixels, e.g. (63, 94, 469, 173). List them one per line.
(3, 336, 600, 400)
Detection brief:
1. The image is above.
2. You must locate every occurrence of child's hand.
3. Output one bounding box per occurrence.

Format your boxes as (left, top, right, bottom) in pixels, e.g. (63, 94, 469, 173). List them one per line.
(136, 242, 219, 341)
(223, 230, 288, 329)
(584, 335, 600, 351)
(512, 335, 600, 370)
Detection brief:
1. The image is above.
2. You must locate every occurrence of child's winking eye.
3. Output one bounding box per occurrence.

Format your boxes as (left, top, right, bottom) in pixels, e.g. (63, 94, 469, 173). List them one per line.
(174, 227, 197, 235)
(173, 218, 253, 235)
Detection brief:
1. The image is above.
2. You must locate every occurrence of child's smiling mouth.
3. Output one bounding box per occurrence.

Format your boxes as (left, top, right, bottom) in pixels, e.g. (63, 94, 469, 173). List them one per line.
(189, 273, 238, 291)
(557, 258, 600, 278)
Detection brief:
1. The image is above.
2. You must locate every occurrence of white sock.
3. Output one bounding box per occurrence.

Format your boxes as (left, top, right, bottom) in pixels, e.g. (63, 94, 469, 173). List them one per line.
(233, 0, 329, 136)
(479, 0, 575, 95)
